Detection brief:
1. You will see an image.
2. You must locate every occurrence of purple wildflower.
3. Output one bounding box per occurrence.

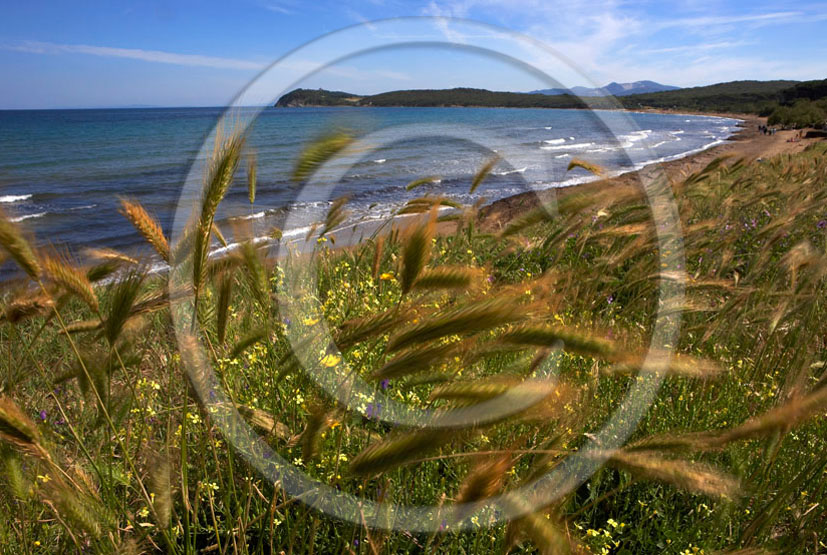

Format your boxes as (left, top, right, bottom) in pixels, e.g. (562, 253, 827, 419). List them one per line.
(38, 410, 47, 422)
(607, 295, 614, 304)
(818, 220, 827, 230)
(380, 379, 390, 390)
(365, 403, 382, 420)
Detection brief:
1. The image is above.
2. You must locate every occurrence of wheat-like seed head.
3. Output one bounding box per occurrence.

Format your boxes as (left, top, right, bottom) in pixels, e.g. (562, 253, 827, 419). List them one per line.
(0, 208, 41, 280)
(119, 198, 169, 263)
(42, 254, 99, 313)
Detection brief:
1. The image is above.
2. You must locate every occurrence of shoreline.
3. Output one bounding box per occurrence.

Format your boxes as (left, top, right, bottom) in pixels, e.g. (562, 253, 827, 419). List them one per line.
(194, 111, 820, 261)
(477, 112, 822, 231)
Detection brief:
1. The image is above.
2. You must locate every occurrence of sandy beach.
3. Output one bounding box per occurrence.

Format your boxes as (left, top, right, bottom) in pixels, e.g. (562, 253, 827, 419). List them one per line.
(478, 113, 823, 231)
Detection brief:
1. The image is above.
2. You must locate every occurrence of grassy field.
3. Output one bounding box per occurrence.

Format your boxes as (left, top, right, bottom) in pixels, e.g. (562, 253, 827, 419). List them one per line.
(0, 132, 826, 554)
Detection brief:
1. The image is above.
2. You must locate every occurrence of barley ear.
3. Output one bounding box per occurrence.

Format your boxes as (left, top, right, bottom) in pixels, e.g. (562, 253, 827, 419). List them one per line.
(193, 127, 247, 299)
(0, 208, 41, 280)
(399, 212, 435, 295)
(469, 155, 500, 194)
(43, 254, 99, 313)
(119, 198, 169, 262)
(567, 158, 605, 176)
(247, 150, 257, 204)
(291, 131, 353, 183)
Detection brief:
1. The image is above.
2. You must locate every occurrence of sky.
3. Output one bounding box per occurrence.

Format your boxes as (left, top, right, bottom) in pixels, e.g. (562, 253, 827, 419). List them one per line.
(0, 0, 825, 109)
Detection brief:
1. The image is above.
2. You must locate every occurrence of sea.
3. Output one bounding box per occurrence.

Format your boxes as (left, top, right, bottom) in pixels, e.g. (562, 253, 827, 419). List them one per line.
(0, 106, 742, 278)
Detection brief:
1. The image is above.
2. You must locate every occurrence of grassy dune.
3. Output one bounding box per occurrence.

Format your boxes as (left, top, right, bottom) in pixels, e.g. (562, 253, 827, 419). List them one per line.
(0, 133, 826, 554)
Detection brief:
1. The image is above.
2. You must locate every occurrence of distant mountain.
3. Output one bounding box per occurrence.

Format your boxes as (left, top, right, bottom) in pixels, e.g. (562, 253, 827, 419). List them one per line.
(531, 80, 680, 97)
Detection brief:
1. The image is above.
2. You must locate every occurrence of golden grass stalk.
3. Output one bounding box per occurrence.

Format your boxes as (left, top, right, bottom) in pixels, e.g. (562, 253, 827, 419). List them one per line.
(237, 239, 269, 314)
(371, 236, 384, 280)
(211, 222, 228, 248)
(716, 385, 827, 445)
(500, 325, 617, 359)
(469, 155, 500, 194)
(2, 293, 54, 323)
(413, 266, 478, 291)
(43, 254, 99, 313)
(501, 495, 582, 555)
(216, 270, 233, 344)
(336, 308, 406, 350)
(604, 450, 739, 498)
(499, 207, 556, 238)
(119, 198, 169, 263)
(405, 175, 441, 191)
(40, 478, 112, 541)
(0, 208, 41, 280)
(147, 450, 172, 528)
(0, 397, 48, 459)
(291, 130, 352, 182)
(62, 319, 102, 334)
(430, 377, 522, 404)
(610, 353, 722, 379)
(302, 405, 332, 461)
(453, 455, 510, 521)
(236, 404, 291, 440)
(370, 341, 459, 380)
(247, 150, 257, 204)
(567, 158, 605, 176)
(84, 247, 138, 266)
(102, 268, 146, 345)
(230, 328, 267, 359)
(193, 128, 247, 299)
(398, 196, 461, 215)
(399, 213, 435, 295)
(349, 428, 453, 476)
(387, 297, 523, 353)
(321, 195, 349, 237)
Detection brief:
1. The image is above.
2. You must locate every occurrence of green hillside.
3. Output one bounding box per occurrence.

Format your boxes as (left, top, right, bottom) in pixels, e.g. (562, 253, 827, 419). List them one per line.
(276, 79, 827, 124)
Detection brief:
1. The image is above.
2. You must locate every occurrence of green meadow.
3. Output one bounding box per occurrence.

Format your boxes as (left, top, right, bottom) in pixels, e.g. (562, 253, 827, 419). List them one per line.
(0, 132, 826, 554)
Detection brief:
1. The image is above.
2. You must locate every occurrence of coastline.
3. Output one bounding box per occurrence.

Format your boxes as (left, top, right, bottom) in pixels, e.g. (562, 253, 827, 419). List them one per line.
(255, 111, 821, 255)
(477, 112, 822, 231)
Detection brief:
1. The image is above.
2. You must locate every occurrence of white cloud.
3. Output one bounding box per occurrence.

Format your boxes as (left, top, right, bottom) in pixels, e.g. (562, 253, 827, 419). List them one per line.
(5, 40, 264, 71)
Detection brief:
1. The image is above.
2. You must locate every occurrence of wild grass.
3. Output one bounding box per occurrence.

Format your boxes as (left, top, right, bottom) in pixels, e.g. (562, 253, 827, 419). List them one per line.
(0, 133, 825, 553)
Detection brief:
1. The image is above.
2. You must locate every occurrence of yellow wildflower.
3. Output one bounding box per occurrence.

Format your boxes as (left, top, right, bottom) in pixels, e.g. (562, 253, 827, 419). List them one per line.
(321, 354, 341, 367)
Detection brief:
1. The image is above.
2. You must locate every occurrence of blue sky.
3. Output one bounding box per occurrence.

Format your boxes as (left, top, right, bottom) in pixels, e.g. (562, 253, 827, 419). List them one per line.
(1, 1, 825, 109)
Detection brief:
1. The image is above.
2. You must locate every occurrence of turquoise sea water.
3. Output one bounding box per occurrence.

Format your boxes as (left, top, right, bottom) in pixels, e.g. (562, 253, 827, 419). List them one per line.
(0, 106, 740, 277)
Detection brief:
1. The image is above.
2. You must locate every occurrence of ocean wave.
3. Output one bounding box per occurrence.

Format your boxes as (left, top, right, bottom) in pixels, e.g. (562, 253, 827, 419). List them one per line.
(540, 142, 594, 151)
(619, 130, 653, 143)
(493, 167, 527, 175)
(543, 138, 566, 145)
(373, 159, 386, 164)
(235, 211, 267, 221)
(10, 212, 46, 222)
(0, 194, 32, 204)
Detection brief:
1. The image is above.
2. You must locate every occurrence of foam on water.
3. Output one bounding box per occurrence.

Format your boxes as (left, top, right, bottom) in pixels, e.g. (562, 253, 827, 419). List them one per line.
(0, 194, 32, 203)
